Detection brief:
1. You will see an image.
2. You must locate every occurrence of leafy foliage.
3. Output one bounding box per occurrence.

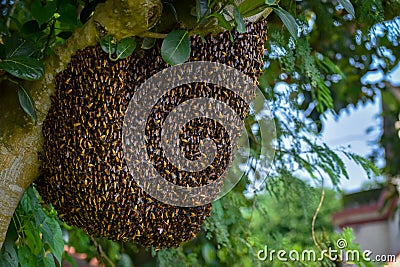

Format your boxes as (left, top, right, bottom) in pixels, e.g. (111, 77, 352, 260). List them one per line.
(0, 186, 64, 267)
(155, 0, 297, 64)
(17, 85, 38, 123)
(0, 56, 44, 81)
(273, 6, 298, 39)
(156, 177, 343, 267)
(338, 228, 376, 267)
(1, 0, 399, 266)
(0, 0, 83, 122)
(161, 30, 190, 65)
(100, 35, 137, 61)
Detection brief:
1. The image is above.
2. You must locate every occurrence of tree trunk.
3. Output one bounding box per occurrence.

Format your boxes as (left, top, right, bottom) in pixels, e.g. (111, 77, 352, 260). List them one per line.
(0, 0, 162, 249)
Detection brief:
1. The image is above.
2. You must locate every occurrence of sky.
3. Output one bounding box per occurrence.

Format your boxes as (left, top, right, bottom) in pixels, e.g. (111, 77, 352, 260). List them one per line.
(320, 63, 400, 193)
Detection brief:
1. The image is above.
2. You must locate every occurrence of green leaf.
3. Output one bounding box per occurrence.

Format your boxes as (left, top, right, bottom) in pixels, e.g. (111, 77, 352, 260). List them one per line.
(107, 241, 121, 262)
(0, 237, 18, 267)
(31, 1, 57, 26)
(26, 186, 46, 226)
(314, 76, 333, 112)
(58, 3, 78, 26)
(234, 6, 246, 33)
(343, 152, 381, 178)
(63, 253, 78, 267)
(19, 190, 33, 213)
(41, 217, 64, 265)
(141, 37, 156, 49)
(337, 0, 355, 16)
(196, 0, 209, 21)
(161, 30, 190, 65)
(24, 223, 42, 255)
(33, 208, 46, 227)
(18, 85, 38, 123)
(164, 2, 179, 22)
(117, 254, 133, 267)
(202, 243, 217, 264)
(116, 37, 136, 59)
(27, 185, 40, 207)
(42, 253, 56, 267)
(209, 13, 232, 31)
(273, 6, 298, 39)
(0, 258, 10, 267)
(80, 0, 101, 24)
(258, 71, 271, 91)
(315, 53, 345, 78)
(238, 0, 274, 17)
(0, 56, 44, 80)
(100, 35, 117, 55)
(238, 0, 265, 16)
(57, 31, 73, 39)
(2, 36, 35, 58)
(21, 20, 41, 35)
(17, 245, 36, 267)
(67, 229, 91, 252)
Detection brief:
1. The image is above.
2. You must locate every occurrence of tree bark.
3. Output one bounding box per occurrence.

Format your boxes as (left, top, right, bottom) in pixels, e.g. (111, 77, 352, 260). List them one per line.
(0, 0, 162, 249)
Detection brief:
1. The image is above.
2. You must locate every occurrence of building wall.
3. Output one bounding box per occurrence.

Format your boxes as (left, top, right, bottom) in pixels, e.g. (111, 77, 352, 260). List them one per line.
(388, 203, 400, 255)
(352, 221, 390, 257)
(350, 205, 400, 260)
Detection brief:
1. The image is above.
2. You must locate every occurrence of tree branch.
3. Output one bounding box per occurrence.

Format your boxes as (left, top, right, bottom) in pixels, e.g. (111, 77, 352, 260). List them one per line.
(0, 0, 162, 249)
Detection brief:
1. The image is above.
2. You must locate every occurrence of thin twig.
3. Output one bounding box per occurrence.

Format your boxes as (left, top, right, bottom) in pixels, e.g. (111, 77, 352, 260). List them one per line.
(90, 236, 116, 267)
(311, 182, 324, 252)
(12, 213, 25, 241)
(191, 0, 230, 34)
(139, 32, 167, 39)
(311, 181, 337, 262)
(44, 18, 57, 56)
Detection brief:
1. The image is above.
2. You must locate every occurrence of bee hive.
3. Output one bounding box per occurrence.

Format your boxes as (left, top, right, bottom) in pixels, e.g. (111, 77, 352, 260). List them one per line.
(36, 21, 267, 248)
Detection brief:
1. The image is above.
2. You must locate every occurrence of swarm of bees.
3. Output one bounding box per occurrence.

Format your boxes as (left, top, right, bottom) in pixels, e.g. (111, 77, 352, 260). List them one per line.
(36, 20, 267, 248)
